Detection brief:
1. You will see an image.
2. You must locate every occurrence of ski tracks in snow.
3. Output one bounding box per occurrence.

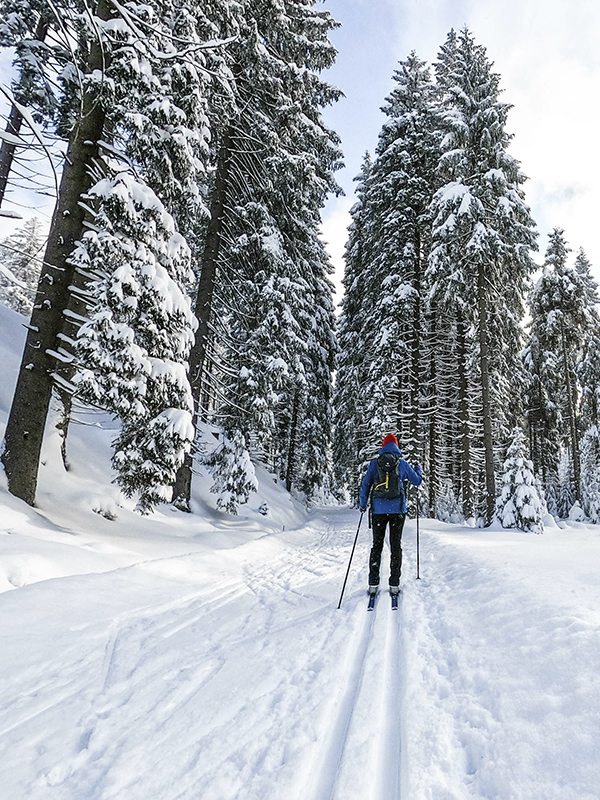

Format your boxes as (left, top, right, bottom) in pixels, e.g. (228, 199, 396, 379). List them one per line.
(400, 525, 600, 800)
(1, 508, 387, 800)
(307, 582, 404, 800)
(11, 509, 599, 800)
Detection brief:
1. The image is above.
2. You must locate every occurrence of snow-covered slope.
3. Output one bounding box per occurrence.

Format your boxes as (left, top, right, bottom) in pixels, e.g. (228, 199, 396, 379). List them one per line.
(1, 303, 600, 799)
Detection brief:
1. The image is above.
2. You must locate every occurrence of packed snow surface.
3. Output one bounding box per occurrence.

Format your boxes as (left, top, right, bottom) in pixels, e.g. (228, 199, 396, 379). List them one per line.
(1, 303, 600, 799)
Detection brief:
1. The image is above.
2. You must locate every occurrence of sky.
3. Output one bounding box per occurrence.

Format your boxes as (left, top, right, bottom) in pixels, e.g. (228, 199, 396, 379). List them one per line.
(320, 0, 600, 298)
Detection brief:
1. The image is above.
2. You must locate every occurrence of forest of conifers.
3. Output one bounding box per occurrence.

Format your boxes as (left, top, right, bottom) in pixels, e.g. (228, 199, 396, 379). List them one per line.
(1, 2, 598, 530)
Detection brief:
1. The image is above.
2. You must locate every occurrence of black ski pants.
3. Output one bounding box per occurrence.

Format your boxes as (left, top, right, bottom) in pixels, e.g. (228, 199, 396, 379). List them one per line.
(369, 512, 406, 587)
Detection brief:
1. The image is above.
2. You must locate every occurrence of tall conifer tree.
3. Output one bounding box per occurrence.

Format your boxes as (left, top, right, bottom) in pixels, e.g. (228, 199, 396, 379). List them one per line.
(427, 28, 537, 523)
(525, 229, 589, 511)
(182, 0, 342, 511)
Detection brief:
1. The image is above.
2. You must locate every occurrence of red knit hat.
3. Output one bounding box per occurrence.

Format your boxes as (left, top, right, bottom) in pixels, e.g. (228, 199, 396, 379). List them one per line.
(382, 433, 399, 447)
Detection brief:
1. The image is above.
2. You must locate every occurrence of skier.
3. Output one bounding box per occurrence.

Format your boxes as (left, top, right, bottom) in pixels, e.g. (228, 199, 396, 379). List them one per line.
(359, 434, 422, 595)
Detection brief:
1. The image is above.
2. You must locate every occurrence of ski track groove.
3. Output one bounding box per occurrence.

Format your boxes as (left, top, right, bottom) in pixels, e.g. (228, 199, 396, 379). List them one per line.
(372, 592, 402, 800)
(307, 599, 377, 800)
(308, 539, 406, 800)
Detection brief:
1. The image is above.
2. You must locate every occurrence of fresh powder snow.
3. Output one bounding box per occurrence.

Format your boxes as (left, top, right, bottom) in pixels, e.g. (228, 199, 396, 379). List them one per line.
(1, 303, 600, 799)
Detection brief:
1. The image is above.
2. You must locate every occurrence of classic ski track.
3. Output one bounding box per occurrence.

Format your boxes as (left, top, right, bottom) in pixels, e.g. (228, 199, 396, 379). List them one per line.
(307, 539, 406, 800)
(307, 600, 377, 800)
(372, 593, 402, 800)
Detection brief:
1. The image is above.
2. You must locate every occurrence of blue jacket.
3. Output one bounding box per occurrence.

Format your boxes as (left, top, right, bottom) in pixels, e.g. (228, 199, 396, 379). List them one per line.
(359, 442, 422, 514)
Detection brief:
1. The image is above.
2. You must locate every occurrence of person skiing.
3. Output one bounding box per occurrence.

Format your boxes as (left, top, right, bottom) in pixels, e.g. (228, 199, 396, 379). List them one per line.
(359, 434, 422, 595)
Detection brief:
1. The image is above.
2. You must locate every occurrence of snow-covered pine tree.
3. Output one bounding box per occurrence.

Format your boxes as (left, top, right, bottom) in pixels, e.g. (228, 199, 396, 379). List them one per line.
(297, 244, 338, 501)
(2, 0, 116, 504)
(581, 425, 600, 522)
(356, 53, 440, 468)
(557, 447, 576, 519)
(72, 171, 197, 513)
(436, 477, 463, 523)
(496, 427, 545, 534)
(334, 54, 442, 504)
(575, 250, 600, 523)
(0, 216, 44, 314)
(525, 229, 587, 508)
(2, 0, 231, 505)
(207, 429, 258, 514)
(190, 0, 342, 512)
(68, 0, 238, 511)
(427, 28, 537, 524)
(575, 249, 600, 430)
(333, 154, 373, 500)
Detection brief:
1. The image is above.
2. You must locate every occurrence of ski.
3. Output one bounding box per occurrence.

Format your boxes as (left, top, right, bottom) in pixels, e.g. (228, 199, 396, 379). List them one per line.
(390, 591, 399, 610)
(367, 591, 378, 610)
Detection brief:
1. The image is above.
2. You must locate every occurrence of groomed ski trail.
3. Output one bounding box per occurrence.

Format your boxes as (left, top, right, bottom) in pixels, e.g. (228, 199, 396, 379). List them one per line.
(1, 508, 396, 800)
(307, 545, 404, 800)
(5, 507, 600, 800)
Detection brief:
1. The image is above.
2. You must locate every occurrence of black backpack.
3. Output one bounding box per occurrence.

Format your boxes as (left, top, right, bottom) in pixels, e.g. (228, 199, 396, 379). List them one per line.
(371, 452, 403, 500)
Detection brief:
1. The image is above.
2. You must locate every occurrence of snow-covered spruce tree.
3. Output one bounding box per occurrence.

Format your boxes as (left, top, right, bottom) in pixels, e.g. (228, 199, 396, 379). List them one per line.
(557, 447, 576, 520)
(2, 0, 115, 504)
(68, 0, 236, 511)
(356, 53, 440, 468)
(333, 155, 373, 500)
(73, 172, 197, 513)
(581, 426, 600, 522)
(297, 246, 338, 501)
(0, 0, 61, 207)
(436, 478, 463, 524)
(427, 28, 537, 524)
(206, 429, 258, 514)
(183, 0, 342, 512)
(575, 249, 600, 431)
(576, 250, 600, 522)
(525, 229, 587, 507)
(496, 427, 545, 534)
(1, 0, 229, 505)
(0, 217, 44, 314)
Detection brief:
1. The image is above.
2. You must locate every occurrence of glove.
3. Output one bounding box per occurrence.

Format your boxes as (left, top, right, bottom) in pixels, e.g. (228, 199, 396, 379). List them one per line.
(413, 463, 422, 473)
(359, 506, 366, 513)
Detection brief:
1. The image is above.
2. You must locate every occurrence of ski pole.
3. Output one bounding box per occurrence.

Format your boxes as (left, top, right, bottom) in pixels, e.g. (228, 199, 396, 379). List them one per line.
(337, 510, 364, 609)
(416, 487, 421, 580)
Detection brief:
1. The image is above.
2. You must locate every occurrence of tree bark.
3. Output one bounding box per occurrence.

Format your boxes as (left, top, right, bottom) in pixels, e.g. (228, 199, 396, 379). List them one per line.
(561, 319, 581, 502)
(456, 313, 473, 519)
(409, 228, 422, 464)
(428, 348, 437, 513)
(285, 386, 300, 493)
(478, 262, 496, 525)
(1, 0, 111, 504)
(172, 127, 233, 510)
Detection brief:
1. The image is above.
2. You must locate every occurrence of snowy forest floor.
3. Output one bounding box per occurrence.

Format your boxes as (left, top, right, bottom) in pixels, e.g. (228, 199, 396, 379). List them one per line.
(1, 304, 600, 799)
(2, 503, 600, 800)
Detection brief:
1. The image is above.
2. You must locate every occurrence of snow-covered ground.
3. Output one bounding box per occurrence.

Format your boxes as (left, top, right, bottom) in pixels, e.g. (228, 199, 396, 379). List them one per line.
(2, 303, 600, 799)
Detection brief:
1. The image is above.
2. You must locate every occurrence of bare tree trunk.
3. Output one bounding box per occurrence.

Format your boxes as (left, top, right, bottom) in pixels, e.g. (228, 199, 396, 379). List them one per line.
(0, 17, 49, 207)
(285, 386, 301, 493)
(408, 229, 422, 464)
(561, 319, 581, 502)
(428, 348, 437, 513)
(1, 0, 111, 504)
(478, 263, 496, 525)
(456, 313, 473, 519)
(172, 127, 233, 510)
